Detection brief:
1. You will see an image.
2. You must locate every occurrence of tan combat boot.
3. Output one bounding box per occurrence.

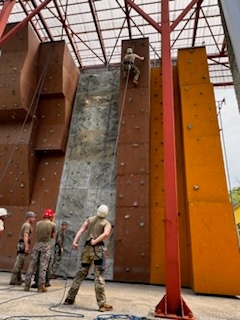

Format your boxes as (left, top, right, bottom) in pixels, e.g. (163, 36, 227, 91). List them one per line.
(38, 284, 47, 293)
(99, 304, 113, 312)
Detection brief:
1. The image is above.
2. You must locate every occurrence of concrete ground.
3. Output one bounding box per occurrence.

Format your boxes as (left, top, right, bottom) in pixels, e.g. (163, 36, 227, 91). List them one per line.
(0, 271, 239, 320)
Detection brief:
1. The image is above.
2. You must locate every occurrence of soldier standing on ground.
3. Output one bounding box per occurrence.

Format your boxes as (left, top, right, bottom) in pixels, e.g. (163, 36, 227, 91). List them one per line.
(63, 204, 112, 312)
(50, 221, 68, 279)
(9, 211, 36, 285)
(0, 208, 8, 239)
(122, 47, 144, 85)
(24, 208, 56, 293)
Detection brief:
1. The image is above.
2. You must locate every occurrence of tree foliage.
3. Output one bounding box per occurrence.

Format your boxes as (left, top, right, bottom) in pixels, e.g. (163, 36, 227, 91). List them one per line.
(230, 186, 240, 207)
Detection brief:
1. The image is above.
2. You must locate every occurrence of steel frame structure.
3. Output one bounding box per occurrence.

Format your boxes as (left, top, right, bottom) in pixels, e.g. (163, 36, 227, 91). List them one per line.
(0, 0, 231, 86)
(0, 0, 233, 318)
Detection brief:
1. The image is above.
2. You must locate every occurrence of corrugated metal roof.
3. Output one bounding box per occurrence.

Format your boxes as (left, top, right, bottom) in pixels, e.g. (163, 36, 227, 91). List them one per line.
(0, 0, 232, 86)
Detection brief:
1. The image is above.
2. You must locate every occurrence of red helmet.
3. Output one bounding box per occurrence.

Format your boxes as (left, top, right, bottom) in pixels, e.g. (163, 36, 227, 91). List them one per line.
(42, 208, 55, 219)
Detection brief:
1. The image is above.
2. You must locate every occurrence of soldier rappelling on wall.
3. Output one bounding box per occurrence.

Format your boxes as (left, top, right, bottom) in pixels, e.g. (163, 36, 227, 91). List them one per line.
(122, 47, 144, 85)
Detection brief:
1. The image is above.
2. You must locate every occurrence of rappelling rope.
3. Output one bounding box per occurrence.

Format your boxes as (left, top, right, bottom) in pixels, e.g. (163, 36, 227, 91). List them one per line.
(109, 63, 131, 183)
(94, 314, 147, 320)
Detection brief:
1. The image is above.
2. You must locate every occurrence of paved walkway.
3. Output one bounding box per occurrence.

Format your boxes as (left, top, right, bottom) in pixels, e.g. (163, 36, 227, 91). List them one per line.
(0, 271, 239, 320)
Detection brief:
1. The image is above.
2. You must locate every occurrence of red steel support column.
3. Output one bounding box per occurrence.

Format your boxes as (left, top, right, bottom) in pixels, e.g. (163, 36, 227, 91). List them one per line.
(0, 0, 16, 39)
(155, 0, 194, 318)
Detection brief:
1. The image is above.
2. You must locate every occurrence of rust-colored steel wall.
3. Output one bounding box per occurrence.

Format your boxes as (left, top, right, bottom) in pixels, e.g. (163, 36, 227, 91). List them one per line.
(0, 24, 79, 270)
(0, 23, 40, 122)
(36, 41, 79, 153)
(114, 38, 150, 282)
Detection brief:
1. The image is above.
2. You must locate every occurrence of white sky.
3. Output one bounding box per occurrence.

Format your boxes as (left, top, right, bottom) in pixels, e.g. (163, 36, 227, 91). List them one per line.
(214, 87, 240, 189)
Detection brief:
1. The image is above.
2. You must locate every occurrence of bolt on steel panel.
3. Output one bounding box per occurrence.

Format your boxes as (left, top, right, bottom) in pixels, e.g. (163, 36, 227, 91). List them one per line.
(117, 113, 151, 144)
(119, 87, 151, 116)
(117, 143, 149, 175)
(114, 207, 150, 282)
(116, 174, 149, 208)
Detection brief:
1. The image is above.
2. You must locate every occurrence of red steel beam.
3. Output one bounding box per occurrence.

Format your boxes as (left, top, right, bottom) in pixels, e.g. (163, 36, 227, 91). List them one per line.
(0, 0, 52, 45)
(125, 0, 161, 34)
(191, 0, 203, 47)
(155, 0, 194, 319)
(52, 0, 82, 68)
(88, 0, 107, 64)
(171, 0, 201, 32)
(31, 0, 54, 41)
(124, 0, 132, 39)
(0, 0, 16, 39)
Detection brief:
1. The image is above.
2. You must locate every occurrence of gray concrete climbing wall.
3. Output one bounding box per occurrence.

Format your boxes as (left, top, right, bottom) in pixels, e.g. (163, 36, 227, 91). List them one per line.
(55, 67, 120, 280)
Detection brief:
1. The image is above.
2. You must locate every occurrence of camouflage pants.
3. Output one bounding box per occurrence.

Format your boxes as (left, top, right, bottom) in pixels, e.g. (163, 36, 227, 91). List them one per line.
(51, 252, 62, 276)
(123, 63, 140, 81)
(25, 241, 51, 287)
(10, 253, 27, 283)
(66, 244, 106, 307)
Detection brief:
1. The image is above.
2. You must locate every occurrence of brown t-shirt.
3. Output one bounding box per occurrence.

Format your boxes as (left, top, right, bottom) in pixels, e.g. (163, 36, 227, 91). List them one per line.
(36, 219, 56, 242)
(85, 216, 111, 241)
(20, 222, 32, 243)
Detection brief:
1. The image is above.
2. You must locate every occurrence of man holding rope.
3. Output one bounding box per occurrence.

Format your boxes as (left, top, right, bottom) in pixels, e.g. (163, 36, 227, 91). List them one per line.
(63, 204, 112, 312)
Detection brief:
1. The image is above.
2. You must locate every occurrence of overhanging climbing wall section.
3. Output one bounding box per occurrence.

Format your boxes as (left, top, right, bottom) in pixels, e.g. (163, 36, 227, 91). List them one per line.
(177, 47, 240, 295)
(0, 23, 40, 207)
(114, 38, 150, 282)
(0, 23, 79, 270)
(36, 41, 79, 152)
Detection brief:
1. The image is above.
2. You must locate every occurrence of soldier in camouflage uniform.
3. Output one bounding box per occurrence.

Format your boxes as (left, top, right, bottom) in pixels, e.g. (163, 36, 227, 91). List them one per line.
(50, 221, 68, 278)
(122, 47, 144, 85)
(24, 208, 56, 293)
(9, 211, 36, 285)
(63, 204, 112, 312)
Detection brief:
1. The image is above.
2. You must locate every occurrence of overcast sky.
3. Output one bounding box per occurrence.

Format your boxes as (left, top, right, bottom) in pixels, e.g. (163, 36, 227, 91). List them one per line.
(214, 87, 240, 189)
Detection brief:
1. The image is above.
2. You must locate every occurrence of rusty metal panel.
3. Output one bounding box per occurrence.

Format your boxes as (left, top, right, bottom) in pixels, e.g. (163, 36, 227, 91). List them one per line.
(117, 143, 149, 175)
(118, 114, 150, 144)
(39, 41, 80, 101)
(116, 174, 149, 208)
(114, 207, 150, 282)
(119, 87, 150, 116)
(0, 121, 39, 206)
(0, 24, 79, 271)
(114, 38, 150, 283)
(0, 23, 40, 122)
(0, 155, 65, 270)
(35, 97, 72, 152)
